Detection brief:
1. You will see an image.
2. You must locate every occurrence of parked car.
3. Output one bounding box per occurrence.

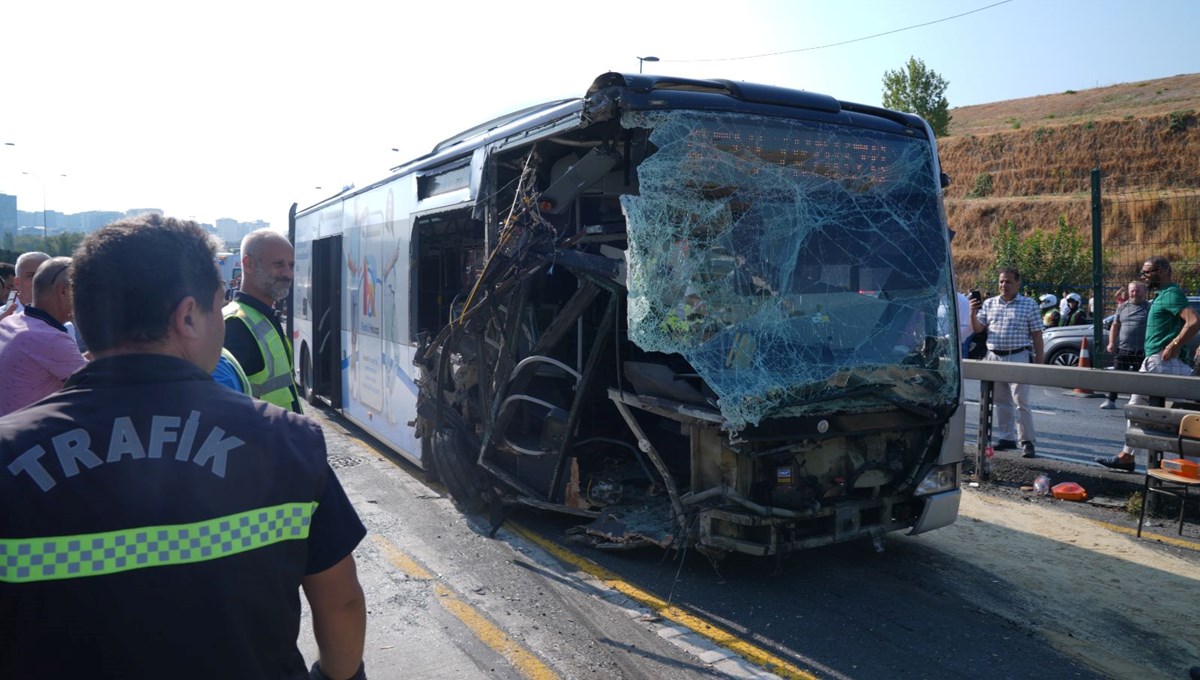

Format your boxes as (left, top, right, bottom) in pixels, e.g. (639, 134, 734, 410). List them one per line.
(1040, 296, 1200, 366)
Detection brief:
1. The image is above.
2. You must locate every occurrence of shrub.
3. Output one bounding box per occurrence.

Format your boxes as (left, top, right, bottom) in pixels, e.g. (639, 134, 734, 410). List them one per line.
(1064, 89, 1077, 95)
(1167, 109, 1195, 133)
(990, 216, 1090, 298)
(1126, 491, 1142, 518)
(967, 172, 994, 198)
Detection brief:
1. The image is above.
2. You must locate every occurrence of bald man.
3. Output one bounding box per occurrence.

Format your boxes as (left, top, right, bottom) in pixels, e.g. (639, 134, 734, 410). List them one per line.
(223, 229, 302, 413)
(0, 257, 87, 415)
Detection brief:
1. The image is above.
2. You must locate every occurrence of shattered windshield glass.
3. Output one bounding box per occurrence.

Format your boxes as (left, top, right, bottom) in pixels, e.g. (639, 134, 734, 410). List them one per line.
(621, 110, 958, 431)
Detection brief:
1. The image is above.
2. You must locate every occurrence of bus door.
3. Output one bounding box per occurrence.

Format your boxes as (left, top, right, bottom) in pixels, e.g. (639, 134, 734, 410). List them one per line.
(311, 235, 343, 408)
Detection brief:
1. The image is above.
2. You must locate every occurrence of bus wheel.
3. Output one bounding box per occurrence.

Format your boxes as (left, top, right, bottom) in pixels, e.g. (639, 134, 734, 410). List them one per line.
(431, 426, 486, 514)
(419, 418, 442, 485)
(301, 349, 318, 406)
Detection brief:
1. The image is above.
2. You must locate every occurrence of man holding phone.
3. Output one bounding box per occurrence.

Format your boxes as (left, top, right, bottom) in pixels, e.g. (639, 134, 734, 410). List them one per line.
(970, 267, 1045, 458)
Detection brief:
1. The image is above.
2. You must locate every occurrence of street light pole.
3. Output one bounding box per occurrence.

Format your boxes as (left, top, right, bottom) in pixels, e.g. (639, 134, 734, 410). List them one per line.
(21, 171, 67, 251)
(637, 55, 659, 74)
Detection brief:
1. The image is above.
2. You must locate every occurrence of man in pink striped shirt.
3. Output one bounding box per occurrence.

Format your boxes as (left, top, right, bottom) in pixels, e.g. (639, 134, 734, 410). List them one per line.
(0, 257, 87, 416)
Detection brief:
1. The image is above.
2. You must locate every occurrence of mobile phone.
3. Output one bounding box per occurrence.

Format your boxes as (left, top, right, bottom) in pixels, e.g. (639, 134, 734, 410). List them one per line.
(969, 290, 982, 302)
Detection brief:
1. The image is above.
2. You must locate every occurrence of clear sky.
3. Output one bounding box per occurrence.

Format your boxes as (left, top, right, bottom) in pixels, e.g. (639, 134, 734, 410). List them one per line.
(2, 0, 1197, 230)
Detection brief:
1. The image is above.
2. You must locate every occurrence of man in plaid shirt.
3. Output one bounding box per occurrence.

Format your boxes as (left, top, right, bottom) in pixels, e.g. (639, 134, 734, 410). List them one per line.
(970, 267, 1045, 458)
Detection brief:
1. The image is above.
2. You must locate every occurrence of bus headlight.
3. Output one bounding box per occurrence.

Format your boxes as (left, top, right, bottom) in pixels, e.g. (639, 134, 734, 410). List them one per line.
(915, 463, 959, 496)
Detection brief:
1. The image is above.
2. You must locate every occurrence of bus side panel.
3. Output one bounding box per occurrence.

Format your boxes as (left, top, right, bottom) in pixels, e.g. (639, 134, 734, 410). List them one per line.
(340, 179, 423, 463)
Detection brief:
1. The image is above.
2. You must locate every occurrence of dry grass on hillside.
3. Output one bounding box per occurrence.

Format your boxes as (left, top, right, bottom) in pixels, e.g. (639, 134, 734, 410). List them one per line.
(940, 114, 1200, 198)
(938, 73, 1200, 290)
(947, 73, 1200, 138)
(948, 190, 1200, 291)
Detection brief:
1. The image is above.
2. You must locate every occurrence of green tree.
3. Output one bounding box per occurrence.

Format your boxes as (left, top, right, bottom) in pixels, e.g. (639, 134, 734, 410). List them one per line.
(989, 216, 1091, 296)
(882, 56, 952, 137)
(9, 231, 86, 257)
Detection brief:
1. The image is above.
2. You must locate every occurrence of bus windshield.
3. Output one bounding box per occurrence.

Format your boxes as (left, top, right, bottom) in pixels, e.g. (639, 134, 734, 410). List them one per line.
(621, 109, 958, 430)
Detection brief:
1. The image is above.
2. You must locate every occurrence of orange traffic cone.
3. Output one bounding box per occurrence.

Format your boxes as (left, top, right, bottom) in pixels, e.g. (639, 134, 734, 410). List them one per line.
(1074, 336, 1093, 394)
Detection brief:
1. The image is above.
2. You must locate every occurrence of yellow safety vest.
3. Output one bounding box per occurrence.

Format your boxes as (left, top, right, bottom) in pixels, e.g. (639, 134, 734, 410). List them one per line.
(223, 300, 302, 413)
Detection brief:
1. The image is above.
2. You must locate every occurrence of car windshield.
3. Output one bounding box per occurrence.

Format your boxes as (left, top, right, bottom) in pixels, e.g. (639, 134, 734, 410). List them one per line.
(620, 109, 959, 430)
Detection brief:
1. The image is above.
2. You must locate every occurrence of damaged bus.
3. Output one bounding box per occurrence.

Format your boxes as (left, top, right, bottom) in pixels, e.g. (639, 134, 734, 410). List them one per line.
(291, 72, 964, 558)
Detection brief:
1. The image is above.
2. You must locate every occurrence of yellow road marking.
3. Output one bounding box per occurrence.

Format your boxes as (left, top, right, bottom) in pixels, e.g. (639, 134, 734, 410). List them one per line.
(371, 534, 434, 580)
(505, 523, 818, 680)
(1091, 520, 1200, 551)
(371, 535, 559, 680)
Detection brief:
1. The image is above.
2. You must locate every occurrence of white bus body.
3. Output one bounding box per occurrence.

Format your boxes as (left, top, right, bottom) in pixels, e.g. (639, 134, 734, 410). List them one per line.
(291, 73, 964, 557)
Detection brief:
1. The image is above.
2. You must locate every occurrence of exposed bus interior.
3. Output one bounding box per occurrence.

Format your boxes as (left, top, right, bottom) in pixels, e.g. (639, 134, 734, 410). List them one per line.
(411, 78, 961, 558)
(412, 211, 485, 342)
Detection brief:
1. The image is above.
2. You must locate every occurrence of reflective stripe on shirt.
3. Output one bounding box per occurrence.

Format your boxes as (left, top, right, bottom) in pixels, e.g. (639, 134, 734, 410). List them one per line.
(0, 501, 317, 583)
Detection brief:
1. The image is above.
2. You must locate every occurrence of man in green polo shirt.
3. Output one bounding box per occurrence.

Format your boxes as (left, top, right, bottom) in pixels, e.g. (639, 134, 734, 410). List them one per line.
(1098, 255, 1199, 471)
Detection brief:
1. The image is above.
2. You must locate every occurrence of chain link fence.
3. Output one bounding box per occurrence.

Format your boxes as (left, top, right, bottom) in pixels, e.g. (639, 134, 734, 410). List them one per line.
(1097, 174, 1200, 320)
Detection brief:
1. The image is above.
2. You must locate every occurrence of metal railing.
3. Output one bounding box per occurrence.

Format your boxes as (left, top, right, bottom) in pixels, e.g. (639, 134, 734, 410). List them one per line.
(961, 359, 1200, 480)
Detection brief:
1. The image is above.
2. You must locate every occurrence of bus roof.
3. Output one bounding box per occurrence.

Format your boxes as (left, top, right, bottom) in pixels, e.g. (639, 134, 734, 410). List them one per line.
(295, 72, 933, 217)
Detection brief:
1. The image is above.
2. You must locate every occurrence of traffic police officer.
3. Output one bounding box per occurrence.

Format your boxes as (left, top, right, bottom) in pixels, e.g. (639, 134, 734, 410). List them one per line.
(224, 228, 303, 413)
(0, 215, 367, 680)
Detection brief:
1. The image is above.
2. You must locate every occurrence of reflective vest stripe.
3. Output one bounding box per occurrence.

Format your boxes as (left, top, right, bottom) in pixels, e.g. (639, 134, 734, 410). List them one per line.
(0, 501, 317, 583)
(223, 301, 301, 413)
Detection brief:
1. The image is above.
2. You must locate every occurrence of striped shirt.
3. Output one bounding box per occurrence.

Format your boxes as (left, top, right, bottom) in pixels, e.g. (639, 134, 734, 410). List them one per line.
(977, 294, 1044, 350)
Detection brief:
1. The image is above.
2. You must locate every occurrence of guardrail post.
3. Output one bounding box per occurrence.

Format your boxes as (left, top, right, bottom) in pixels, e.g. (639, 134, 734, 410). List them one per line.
(976, 380, 994, 481)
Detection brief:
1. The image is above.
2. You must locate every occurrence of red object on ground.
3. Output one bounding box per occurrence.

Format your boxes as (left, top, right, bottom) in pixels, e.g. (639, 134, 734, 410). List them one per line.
(1051, 481, 1088, 501)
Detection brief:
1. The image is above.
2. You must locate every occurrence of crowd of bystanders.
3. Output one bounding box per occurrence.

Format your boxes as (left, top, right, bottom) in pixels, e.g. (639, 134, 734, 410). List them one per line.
(0, 215, 367, 679)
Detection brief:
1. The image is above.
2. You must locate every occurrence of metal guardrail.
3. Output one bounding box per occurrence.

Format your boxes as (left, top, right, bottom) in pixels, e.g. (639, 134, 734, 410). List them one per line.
(961, 359, 1200, 480)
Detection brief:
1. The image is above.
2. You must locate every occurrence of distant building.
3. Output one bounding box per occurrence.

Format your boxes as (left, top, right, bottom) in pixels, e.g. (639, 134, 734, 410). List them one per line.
(77, 211, 126, 232)
(2, 201, 260, 244)
(215, 218, 270, 248)
(125, 208, 164, 218)
(0, 193, 16, 249)
(215, 218, 243, 245)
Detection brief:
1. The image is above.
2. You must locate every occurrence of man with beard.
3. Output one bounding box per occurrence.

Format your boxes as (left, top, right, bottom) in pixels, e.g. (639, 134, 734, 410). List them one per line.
(1098, 255, 1199, 471)
(224, 229, 303, 413)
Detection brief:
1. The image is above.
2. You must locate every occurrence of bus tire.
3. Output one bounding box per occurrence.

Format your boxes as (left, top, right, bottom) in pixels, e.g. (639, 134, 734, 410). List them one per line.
(300, 348, 318, 406)
(431, 426, 486, 514)
(419, 419, 442, 485)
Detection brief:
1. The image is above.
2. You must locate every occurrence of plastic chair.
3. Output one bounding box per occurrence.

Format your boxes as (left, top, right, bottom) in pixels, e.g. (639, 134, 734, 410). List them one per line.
(1137, 413, 1200, 537)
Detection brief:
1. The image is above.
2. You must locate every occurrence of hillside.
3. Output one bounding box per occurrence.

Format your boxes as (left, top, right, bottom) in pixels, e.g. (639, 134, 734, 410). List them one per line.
(947, 73, 1200, 137)
(937, 73, 1200, 295)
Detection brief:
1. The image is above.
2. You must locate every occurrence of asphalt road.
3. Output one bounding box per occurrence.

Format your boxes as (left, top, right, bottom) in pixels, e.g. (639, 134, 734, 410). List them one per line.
(294, 405, 1125, 680)
(963, 378, 1132, 469)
